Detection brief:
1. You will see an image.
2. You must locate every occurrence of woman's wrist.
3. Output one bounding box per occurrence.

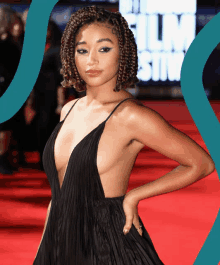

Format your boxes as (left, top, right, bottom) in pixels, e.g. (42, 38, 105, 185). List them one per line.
(124, 190, 140, 206)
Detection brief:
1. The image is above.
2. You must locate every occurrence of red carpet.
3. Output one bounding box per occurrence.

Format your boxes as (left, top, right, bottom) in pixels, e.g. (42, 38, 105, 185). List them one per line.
(0, 100, 219, 265)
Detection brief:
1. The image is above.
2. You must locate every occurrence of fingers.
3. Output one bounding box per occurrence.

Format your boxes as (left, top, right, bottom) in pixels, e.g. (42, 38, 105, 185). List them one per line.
(123, 214, 134, 235)
(137, 227, 143, 237)
(123, 220, 143, 236)
(122, 194, 141, 235)
(123, 212, 142, 235)
(123, 220, 132, 235)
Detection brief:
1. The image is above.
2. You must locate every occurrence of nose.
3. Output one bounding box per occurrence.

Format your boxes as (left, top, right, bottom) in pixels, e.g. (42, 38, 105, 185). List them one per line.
(87, 49, 99, 66)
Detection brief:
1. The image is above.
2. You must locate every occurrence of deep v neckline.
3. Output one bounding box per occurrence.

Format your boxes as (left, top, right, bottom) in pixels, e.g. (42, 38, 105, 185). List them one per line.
(53, 119, 106, 192)
(53, 97, 136, 193)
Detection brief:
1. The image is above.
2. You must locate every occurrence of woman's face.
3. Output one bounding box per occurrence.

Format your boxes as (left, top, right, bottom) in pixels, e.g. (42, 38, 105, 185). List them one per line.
(74, 22, 120, 90)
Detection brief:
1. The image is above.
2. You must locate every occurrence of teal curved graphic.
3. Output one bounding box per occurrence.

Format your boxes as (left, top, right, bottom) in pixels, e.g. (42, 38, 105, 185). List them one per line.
(181, 12, 220, 265)
(0, 0, 59, 123)
(0, 0, 219, 263)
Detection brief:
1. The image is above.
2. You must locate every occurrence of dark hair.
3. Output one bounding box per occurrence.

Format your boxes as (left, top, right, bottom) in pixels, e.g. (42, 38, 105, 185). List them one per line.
(60, 5, 139, 92)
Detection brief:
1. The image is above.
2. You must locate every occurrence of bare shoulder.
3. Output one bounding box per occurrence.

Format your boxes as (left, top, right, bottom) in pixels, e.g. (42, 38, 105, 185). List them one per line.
(118, 99, 174, 145)
(59, 98, 79, 122)
(118, 98, 162, 127)
(122, 100, 215, 174)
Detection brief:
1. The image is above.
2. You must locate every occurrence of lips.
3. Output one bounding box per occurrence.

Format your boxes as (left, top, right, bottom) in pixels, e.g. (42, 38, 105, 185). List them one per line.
(86, 70, 102, 74)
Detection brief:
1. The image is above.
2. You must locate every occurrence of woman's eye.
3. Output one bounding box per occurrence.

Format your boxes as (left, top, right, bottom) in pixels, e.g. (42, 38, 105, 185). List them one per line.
(76, 47, 112, 54)
(100, 47, 112, 53)
(76, 49, 87, 54)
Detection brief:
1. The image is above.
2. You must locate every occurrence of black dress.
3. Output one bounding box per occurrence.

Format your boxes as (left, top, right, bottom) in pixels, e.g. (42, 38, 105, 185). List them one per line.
(33, 97, 164, 265)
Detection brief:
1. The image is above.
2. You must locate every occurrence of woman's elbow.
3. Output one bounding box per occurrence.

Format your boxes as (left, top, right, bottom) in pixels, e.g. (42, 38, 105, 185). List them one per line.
(190, 156, 215, 181)
(199, 158, 215, 178)
(206, 159, 215, 175)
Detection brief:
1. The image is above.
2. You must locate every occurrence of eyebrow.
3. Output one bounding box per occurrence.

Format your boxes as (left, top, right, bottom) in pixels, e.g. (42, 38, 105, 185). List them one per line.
(75, 38, 113, 46)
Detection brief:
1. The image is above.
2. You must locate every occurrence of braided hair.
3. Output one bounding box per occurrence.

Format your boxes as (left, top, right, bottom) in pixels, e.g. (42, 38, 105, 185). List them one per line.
(60, 5, 139, 92)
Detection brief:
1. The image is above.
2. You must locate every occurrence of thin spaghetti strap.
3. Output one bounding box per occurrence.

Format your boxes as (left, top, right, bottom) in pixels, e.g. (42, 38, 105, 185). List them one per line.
(63, 98, 80, 121)
(105, 97, 137, 122)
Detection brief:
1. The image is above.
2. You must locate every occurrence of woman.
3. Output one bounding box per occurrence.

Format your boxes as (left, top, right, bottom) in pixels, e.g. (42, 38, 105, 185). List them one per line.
(33, 6, 215, 265)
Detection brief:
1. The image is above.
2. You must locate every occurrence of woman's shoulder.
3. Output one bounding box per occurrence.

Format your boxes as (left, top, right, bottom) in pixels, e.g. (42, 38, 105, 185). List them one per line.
(59, 98, 80, 122)
(109, 96, 147, 130)
(116, 96, 145, 116)
(117, 97, 166, 130)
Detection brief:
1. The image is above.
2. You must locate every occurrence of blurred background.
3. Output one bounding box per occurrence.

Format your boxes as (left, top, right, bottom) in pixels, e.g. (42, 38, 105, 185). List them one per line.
(1, 0, 220, 100)
(0, 1, 219, 265)
(0, 0, 220, 162)
(0, 0, 220, 169)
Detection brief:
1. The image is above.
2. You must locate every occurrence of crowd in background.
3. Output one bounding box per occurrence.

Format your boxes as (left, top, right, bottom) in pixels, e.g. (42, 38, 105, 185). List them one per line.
(1, 3, 220, 176)
(0, 4, 81, 174)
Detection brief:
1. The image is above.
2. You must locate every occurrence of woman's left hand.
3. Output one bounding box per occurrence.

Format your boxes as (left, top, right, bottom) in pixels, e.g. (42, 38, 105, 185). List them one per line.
(122, 193, 142, 236)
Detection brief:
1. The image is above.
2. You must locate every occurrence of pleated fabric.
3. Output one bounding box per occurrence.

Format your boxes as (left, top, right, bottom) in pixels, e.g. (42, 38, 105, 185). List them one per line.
(33, 97, 164, 265)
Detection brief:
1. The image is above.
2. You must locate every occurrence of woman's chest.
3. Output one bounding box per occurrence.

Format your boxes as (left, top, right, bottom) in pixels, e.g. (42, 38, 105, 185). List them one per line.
(54, 122, 133, 177)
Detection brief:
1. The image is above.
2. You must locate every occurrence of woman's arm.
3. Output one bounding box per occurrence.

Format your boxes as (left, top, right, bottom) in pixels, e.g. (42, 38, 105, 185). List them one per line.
(126, 103, 215, 202)
(34, 200, 52, 260)
(122, 102, 215, 234)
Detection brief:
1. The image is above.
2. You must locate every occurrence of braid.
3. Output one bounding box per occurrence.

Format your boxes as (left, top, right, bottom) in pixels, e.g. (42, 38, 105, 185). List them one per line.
(60, 5, 139, 92)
